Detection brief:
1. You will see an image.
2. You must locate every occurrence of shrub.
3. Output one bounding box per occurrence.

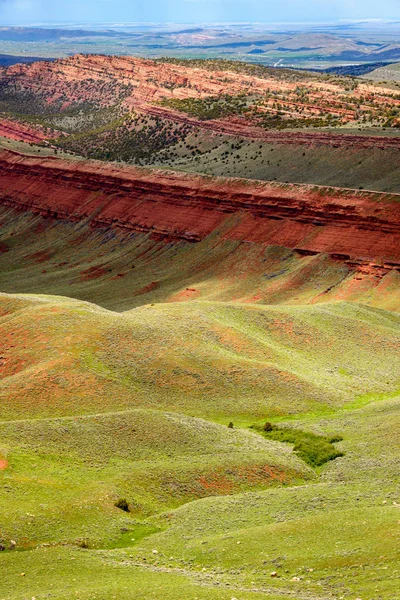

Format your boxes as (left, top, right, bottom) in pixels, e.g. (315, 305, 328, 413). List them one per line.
(328, 435, 343, 444)
(115, 498, 130, 512)
(263, 421, 273, 432)
(228, 421, 234, 429)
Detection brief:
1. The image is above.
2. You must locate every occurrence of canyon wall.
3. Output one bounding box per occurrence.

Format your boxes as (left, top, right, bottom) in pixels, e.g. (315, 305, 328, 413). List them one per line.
(0, 150, 399, 273)
(1, 54, 400, 145)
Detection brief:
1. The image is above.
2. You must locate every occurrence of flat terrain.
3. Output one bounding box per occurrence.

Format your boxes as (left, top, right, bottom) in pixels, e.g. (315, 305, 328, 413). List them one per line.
(0, 22, 399, 68)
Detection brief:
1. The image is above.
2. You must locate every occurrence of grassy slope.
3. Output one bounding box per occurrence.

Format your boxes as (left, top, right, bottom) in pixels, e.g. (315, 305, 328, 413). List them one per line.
(152, 131, 400, 193)
(0, 404, 310, 545)
(2, 125, 400, 194)
(361, 62, 400, 83)
(1, 207, 399, 313)
(0, 407, 399, 597)
(0, 202, 399, 597)
(136, 394, 400, 600)
(0, 289, 399, 599)
(1, 294, 399, 422)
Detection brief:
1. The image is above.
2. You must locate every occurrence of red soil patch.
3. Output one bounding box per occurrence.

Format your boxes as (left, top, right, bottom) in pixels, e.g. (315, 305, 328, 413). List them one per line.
(0, 459, 8, 470)
(198, 473, 234, 494)
(169, 287, 200, 302)
(134, 281, 159, 295)
(80, 265, 108, 281)
(24, 249, 53, 263)
(195, 464, 291, 497)
(34, 221, 49, 234)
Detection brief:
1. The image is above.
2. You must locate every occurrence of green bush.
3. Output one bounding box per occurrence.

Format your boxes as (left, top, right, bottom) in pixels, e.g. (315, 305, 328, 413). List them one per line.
(263, 421, 273, 432)
(253, 423, 344, 467)
(115, 498, 130, 512)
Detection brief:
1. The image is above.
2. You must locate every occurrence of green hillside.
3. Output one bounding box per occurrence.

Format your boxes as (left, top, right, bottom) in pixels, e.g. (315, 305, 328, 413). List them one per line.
(0, 166, 399, 598)
(0, 289, 399, 599)
(1, 293, 399, 422)
(361, 61, 400, 83)
(150, 130, 400, 193)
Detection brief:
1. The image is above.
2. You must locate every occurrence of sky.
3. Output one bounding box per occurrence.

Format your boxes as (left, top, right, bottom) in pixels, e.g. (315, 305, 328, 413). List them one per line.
(0, 0, 399, 25)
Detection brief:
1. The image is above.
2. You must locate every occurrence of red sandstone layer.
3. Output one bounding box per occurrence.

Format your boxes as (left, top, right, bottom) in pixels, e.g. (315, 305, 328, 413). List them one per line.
(1, 54, 400, 148)
(0, 118, 49, 144)
(142, 104, 400, 149)
(0, 149, 399, 267)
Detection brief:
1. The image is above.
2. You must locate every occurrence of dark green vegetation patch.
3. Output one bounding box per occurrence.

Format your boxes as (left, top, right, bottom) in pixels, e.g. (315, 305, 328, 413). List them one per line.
(252, 422, 344, 467)
(159, 94, 248, 120)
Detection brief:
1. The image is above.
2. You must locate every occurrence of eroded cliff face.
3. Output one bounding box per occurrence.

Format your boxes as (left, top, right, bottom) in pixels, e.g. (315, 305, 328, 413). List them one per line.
(0, 149, 399, 274)
(2, 54, 397, 107)
(1, 54, 399, 145)
(125, 102, 400, 148)
(0, 118, 49, 144)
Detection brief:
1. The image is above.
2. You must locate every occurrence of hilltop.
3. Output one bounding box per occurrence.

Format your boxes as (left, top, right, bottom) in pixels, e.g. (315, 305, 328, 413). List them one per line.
(0, 55, 399, 191)
(361, 61, 400, 83)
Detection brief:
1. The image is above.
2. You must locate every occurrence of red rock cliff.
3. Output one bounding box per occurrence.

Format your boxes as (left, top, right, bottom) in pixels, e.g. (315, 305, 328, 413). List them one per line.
(0, 150, 399, 269)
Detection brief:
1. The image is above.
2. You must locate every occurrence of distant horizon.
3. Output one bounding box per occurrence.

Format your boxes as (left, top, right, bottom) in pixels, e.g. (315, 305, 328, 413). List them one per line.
(0, 0, 399, 27)
(0, 19, 399, 29)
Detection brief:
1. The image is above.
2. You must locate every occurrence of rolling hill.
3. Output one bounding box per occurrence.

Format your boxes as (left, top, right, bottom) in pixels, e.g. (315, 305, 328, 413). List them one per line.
(0, 56, 399, 600)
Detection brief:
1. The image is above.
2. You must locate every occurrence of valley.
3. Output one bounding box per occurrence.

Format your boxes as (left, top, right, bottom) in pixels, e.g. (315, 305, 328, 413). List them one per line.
(0, 22, 399, 69)
(0, 50, 399, 600)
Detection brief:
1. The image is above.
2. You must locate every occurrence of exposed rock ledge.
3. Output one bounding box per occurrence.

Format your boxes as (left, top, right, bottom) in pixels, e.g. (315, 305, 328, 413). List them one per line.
(0, 149, 399, 267)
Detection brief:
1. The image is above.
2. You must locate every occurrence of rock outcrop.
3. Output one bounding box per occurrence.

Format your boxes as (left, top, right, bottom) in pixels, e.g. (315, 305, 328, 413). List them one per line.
(0, 118, 48, 144)
(1, 54, 399, 144)
(0, 150, 399, 273)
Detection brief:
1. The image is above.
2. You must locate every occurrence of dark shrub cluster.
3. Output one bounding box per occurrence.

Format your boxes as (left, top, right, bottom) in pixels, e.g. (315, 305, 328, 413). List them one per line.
(114, 498, 130, 512)
(253, 422, 344, 467)
(160, 94, 248, 121)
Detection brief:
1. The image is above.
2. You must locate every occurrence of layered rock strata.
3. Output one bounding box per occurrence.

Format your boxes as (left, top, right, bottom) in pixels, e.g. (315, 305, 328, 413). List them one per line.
(0, 149, 399, 271)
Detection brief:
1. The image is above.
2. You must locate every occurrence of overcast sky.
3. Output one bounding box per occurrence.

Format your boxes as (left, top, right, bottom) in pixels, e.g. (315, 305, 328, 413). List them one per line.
(0, 0, 399, 25)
